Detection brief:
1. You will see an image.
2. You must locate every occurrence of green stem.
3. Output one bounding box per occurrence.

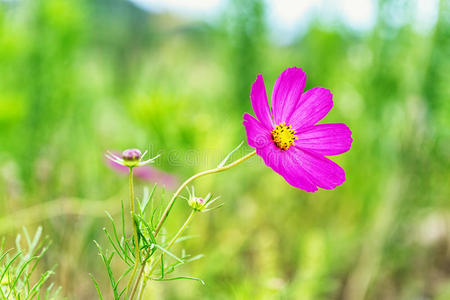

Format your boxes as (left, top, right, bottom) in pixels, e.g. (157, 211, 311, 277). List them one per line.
(126, 167, 140, 299)
(135, 263, 147, 300)
(167, 210, 196, 251)
(137, 211, 196, 300)
(154, 150, 256, 237)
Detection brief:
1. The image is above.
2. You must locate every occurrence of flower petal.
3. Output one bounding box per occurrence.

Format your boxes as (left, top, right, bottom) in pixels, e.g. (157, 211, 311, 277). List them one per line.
(251, 132, 345, 192)
(289, 87, 333, 130)
(291, 146, 346, 190)
(243, 113, 272, 149)
(254, 141, 318, 192)
(296, 123, 353, 156)
(251, 74, 273, 129)
(279, 152, 318, 192)
(272, 67, 306, 125)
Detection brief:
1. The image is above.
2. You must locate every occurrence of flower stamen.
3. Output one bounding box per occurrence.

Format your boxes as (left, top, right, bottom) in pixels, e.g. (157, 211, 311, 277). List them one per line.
(272, 122, 297, 150)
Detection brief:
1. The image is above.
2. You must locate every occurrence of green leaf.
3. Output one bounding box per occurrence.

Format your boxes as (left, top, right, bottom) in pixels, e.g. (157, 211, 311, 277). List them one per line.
(0, 251, 22, 283)
(115, 264, 133, 288)
(26, 269, 54, 300)
(0, 249, 13, 264)
(154, 245, 183, 263)
(9, 256, 39, 296)
(135, 215, 156, 245)
(153, 276, 205, 285)
(140, 184, 157, 215)
(103, 228, 130, 266)
(94, 241, 119, 300)
(217, 141, 244, 168)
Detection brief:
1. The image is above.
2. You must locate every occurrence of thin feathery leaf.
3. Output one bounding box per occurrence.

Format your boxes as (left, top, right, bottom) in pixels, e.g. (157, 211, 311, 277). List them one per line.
(0, 249, 13, 264)
(162, 254, 204, 276)
(89, 274, 104, 300)
(103, 228, 130, 266)
(115, 264, 134, 288)
(154, 245, 183, 263)
(1, 252, 22, 283)
(8, 256, 38, 297)
(173, 235, 200, 244)
(29, 227, 43, 254)
(217, 141, 244, 168)
(26, 270, 55, 300)
(140, 184, 157, 215)
(105, 211, 132, 265)
(153, 276, 205, 285)
(94, 241, 119, 300)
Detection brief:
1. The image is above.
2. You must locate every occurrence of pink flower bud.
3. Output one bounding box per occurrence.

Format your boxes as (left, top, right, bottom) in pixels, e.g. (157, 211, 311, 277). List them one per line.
(122, 149, 142, 162)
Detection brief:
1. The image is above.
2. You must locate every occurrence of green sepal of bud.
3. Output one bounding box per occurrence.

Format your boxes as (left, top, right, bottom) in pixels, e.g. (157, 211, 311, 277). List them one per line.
(188, 196, 208, 212)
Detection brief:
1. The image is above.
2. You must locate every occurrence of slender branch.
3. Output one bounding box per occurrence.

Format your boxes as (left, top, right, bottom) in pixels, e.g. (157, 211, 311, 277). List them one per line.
(136, 263, 147, 300)
(154, 150, 256, 236)
(136, 275, 145, 300)
(129, 168, 139, 262)
(129, 263, 144, 300)
(151, 210, 196, 275)
(167, 210, 196, 250)
(126, 167, 140, 299)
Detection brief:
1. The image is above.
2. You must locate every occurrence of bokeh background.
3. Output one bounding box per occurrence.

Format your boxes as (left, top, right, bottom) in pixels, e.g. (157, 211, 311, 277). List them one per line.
(0, 0, 449, 299)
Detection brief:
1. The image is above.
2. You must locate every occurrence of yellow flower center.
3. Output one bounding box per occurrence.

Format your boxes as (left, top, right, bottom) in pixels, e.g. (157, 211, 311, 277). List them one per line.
(271, 123, 297, 150)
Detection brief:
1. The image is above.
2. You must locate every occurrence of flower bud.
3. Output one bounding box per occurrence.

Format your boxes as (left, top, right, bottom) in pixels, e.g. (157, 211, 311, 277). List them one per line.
(122, 149, 142, 162)
(188, 196, 206, 212)
(106, 149, 159, 169)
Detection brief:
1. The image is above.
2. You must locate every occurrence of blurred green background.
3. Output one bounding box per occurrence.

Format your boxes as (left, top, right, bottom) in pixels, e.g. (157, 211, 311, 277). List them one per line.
(0, 0, 449, 299)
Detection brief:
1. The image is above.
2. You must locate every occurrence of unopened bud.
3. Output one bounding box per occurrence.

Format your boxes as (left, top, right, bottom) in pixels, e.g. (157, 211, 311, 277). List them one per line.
(188, 196, 206, 212)
(122, 149, 142, 162)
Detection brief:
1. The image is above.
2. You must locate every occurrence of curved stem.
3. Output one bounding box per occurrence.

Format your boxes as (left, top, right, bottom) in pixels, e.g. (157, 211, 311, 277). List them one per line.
(126, 167, 140, 298)
(167, 210, 196, 250)
(154, 150, 256, 237)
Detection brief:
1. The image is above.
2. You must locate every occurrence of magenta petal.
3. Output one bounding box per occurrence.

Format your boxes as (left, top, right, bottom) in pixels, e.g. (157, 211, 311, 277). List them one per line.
(256, 143, 317, 192)
(296, 123, 353, 156)
(272, 67, 306, 125)
(243, 113, 272, 149)
(251, 74, 273, 129)
(291, 147, 346, 190)
(279, 152, 318, 192)
(289, 87, 333, 130)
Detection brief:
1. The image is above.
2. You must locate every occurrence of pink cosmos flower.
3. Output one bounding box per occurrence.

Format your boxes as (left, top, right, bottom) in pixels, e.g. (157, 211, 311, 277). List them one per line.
(105, 151, 178, 189)
(243, 67, 352, 192)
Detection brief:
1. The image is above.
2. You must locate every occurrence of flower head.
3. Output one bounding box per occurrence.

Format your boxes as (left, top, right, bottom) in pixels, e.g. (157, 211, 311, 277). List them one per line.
(188, 196, 206, 211)
(243, 67, 353, 192)
(105, 152, 178, 189)
(105, 149, 160, 168)
(184, 187, 221, 212)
